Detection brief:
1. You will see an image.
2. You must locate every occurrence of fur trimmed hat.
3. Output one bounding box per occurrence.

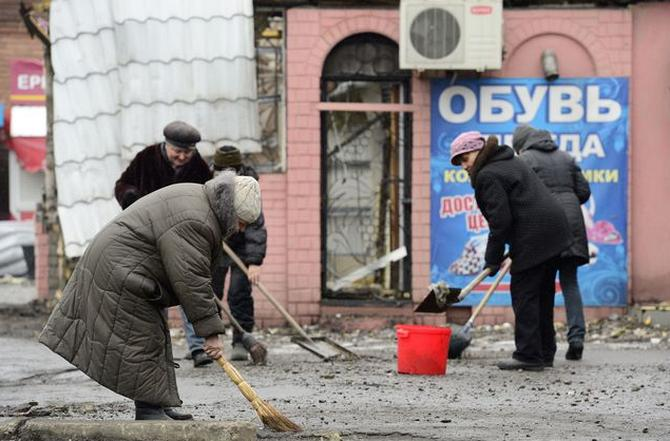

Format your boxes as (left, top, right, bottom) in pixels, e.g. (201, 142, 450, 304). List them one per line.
(450, 131, 485, 165)
(163, 121, 201, 149)
(233, 175, 261, 224)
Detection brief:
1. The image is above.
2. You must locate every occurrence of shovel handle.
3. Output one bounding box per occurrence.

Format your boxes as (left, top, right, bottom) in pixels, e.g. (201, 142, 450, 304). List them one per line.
(457, 253, 510, 302)
(457, 267, 491, 301)
(464, 259, 512, 328)
(221, 241, 314, 343)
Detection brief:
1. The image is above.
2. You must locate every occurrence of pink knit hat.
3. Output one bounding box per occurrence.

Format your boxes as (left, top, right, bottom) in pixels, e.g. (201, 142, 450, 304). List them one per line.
(450, 131, 485, 165)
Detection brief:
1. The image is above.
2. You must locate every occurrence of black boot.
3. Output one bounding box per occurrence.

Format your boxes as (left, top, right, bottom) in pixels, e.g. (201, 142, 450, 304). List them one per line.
(135, 401, 170, 420)
(497, 359, 544, 371)
(192, 349, 213, 368)
(566, 342, 584, 360)
(163, 407, 193, 420)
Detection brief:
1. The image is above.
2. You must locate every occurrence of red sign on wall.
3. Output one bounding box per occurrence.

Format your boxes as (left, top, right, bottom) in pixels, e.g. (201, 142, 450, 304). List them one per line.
(10, 59, 45, 103)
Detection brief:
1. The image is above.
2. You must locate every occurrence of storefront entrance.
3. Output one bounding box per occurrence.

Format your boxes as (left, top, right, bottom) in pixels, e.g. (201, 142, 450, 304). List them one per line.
(320, 34, 412, 303)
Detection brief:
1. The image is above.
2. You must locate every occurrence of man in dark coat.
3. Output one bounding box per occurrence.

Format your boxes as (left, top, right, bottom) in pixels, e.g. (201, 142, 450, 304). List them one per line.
(114, 120, 211, 209)
(450, 131, 572, 371)
(210, 145, 267, 361)
(40, 172, 262, 420)
(114, 121, 214, 369)
(513, 125, 592, 361)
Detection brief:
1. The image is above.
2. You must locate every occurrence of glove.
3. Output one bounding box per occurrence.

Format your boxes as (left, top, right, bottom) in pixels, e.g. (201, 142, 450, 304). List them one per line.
(485, 262, 501, 277)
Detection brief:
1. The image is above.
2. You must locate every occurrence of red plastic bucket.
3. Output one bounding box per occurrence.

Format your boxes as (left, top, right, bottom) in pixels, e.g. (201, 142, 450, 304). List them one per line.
(395, 324, 452, 375)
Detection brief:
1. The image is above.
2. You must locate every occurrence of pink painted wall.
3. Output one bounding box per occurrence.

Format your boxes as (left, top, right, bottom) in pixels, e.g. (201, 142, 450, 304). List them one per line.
(253, 5, 666, 327)
(502, 9, 631, 77)
(630, 3, 670, 303)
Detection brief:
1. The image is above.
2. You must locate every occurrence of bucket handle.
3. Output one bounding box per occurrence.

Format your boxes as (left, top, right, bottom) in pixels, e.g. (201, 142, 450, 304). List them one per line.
(397, 328, 410, 338)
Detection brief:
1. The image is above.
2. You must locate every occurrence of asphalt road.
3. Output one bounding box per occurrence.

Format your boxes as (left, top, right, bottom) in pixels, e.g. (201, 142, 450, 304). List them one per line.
(1, 325, 669, 441)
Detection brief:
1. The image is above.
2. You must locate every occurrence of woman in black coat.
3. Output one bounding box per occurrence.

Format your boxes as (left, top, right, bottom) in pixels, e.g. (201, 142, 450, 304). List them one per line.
(450, 131, 572, 371)
(513, 125, 591, 361)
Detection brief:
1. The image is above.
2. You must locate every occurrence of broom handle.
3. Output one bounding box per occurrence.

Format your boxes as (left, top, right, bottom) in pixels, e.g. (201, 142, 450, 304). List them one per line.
(215, 297, 247, 336)
(464, 259, 512, 328)
(221, 241, 314, 343)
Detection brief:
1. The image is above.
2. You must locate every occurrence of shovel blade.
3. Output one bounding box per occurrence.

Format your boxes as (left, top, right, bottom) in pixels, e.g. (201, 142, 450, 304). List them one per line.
(414, 287, 462, 313)
(291, 336, 358, 361)
(448, 325, 472, 359)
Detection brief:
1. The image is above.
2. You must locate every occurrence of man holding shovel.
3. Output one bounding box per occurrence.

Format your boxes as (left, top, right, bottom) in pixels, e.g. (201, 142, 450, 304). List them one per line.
(450, 131, 572, 371)
(40, 172, 262, 420)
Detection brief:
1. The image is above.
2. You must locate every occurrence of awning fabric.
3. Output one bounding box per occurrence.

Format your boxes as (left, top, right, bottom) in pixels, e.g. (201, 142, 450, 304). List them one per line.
(50, 0, 260, 257)
(7, 137, 45, 173)
(3, 105, 46, 173)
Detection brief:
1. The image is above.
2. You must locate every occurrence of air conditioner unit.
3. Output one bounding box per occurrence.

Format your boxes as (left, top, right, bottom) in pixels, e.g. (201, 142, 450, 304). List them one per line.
(400, 0, 503, 71)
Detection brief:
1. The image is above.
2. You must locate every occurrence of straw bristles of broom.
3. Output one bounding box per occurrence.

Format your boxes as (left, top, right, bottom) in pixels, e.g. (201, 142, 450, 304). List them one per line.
(216, 356, 302, 432)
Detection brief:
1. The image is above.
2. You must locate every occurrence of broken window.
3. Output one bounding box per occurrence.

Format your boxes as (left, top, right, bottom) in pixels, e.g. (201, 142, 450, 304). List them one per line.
(247, 9, 285, 173)
(321, 34, 412, 302)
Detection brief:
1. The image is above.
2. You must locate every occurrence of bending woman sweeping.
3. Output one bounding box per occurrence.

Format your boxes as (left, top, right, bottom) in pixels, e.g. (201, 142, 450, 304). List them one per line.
(450, 132, 572, 371)
(39, 171, 261, 419)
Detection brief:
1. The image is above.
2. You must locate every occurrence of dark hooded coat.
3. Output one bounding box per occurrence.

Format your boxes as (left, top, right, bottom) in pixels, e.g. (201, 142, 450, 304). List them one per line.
(514, 129, 591, 266)
(470, 138, 572, 274)
(39, 173, 240, 407)
(114, 143, 211, 209)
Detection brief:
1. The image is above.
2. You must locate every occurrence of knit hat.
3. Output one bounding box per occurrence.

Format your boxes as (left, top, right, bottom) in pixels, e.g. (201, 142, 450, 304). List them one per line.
(213, 145, 242, 170)
(450, 131, 485, 165)
(512, 124, 536, 154)
(163, 121, 201, 149)
(233, 175, 261, 224)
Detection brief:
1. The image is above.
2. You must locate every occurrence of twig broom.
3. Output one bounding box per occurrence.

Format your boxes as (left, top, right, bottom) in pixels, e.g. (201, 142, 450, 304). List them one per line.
(215, 355, 301, 432)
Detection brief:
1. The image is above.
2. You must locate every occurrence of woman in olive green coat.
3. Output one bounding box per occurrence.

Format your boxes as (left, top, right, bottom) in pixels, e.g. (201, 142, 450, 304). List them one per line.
(39, 171, 261, 419)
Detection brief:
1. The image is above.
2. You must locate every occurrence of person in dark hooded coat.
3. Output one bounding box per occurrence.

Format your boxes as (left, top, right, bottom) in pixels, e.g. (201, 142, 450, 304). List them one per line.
(513, 124, 591, 361)
(39, 171, 262, 420)
(210, 145, 267, 361)
(450, 131, 572, 371)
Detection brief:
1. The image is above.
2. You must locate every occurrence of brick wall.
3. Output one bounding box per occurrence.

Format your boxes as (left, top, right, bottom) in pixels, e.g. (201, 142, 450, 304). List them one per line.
(0, 24, 44, 104)
(502, 9, 632, 77)
(284, 8, 404, 326)
(34, 217, 49, 299)
(279, 7, 635, 330)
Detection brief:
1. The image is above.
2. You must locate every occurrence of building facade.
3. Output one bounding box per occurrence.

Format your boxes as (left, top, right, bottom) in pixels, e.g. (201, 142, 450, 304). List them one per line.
(250, 2, 670, 328)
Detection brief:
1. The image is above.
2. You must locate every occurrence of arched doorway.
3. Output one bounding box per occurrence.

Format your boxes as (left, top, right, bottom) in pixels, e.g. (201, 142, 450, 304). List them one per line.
(320, 33, 412, 303)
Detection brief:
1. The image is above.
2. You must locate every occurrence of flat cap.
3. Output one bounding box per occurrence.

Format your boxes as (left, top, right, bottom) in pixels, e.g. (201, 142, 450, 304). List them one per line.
(163, 121, 201, 149)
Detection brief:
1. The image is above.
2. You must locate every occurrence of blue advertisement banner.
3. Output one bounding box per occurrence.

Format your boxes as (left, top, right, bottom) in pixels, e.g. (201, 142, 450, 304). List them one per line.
(430, 77, 628, 306)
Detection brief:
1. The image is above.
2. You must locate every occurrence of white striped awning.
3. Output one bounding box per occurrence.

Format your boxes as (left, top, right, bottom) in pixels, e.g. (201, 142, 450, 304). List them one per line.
(50, 0, 261, 257)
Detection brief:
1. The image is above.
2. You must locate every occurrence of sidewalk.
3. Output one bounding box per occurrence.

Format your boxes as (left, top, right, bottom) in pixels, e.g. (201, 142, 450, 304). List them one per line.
(0, 419, 255, 441)
(0, 278, 36, 306)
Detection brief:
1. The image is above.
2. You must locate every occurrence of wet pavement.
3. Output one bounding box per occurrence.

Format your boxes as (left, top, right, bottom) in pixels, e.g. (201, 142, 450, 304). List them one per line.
(1, 296, 669, 440)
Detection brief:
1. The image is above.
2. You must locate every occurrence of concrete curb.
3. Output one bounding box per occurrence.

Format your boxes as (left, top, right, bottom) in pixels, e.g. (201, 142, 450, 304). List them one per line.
(0, 418, 25, 440)
(0, 419, 256, 441)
